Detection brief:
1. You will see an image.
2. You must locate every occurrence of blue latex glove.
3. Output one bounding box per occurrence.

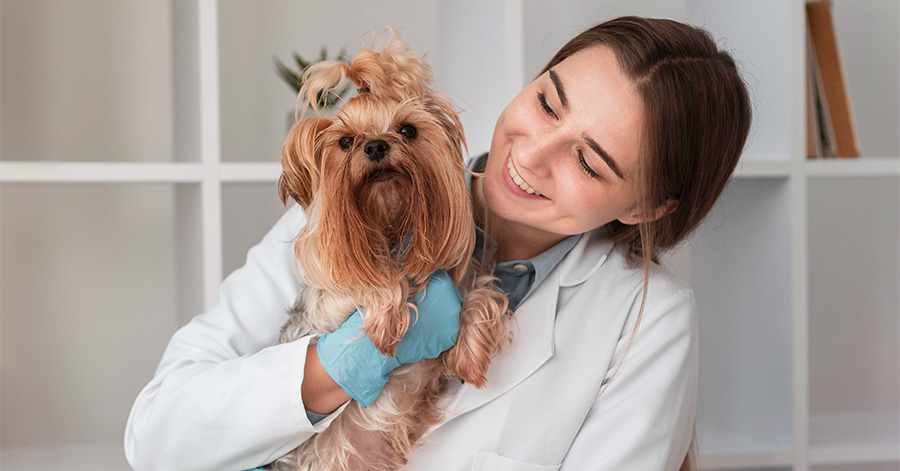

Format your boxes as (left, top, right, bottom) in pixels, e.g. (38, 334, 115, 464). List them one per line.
(316, 269, 462, 407)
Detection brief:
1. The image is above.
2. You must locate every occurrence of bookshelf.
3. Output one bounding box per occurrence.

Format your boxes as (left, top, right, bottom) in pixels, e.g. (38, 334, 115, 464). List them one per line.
(444, 8, 899, 471)
(1, 1, 897, 470)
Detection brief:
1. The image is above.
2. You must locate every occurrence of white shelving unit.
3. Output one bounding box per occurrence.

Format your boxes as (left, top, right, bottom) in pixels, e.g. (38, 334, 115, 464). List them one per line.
(443, 6, 898, 471)
(1, 1, 897, 470)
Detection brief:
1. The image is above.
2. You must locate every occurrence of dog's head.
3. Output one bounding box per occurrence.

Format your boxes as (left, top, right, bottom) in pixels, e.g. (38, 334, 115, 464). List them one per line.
(279, 31, 473, 290)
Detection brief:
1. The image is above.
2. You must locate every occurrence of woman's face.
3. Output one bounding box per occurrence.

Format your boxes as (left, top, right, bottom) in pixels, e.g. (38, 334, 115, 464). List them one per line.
(481, 45, 647, 243)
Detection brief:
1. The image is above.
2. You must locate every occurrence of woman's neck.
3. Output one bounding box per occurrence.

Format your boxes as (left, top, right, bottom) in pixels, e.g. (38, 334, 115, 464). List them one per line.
(472, 176, 566, 263)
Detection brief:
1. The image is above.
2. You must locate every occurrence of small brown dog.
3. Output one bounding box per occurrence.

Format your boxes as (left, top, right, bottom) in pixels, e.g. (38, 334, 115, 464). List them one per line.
(269, 31, 511, 471)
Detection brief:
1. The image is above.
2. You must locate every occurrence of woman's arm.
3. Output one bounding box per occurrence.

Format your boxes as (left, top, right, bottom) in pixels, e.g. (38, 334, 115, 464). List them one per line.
(303, 343, 351, 414)
(124, 204, 348, 471)
(560, 288, 699, 471)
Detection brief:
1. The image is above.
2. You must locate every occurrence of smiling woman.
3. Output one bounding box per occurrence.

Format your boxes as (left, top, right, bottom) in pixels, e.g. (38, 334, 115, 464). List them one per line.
(471, 16, 751, 470)
(124, 16, 751, 471)
(478, 20, 749, 269)
(478, 45, 650, 263)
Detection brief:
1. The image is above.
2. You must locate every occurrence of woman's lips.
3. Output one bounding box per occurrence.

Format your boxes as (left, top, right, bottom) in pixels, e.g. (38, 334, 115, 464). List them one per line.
(503, 153, 546, 200)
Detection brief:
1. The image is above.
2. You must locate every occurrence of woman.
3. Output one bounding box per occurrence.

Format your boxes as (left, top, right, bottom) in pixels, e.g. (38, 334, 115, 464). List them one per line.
(125, 16, 751, 471)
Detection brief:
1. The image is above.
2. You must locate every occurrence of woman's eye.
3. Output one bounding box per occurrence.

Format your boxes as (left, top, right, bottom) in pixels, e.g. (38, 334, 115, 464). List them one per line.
(578, 150, 601, 179)
(398, 124, 418, 139)
(339, 136, 354, 151)
(537, 92, 556, 118)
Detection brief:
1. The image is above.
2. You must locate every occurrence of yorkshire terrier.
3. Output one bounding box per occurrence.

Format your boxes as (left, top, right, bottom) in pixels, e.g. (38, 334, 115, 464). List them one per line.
(269, 31, 511, 471)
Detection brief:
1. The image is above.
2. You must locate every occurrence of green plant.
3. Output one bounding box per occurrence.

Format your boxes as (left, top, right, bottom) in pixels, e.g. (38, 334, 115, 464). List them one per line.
(274, 47, 351, 108)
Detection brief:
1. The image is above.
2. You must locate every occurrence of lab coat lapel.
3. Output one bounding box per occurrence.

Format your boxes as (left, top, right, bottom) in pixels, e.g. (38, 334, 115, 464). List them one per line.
(558, 226, 614, 288)
(436, 267, 560, 424)
(430, 228, 614, 430)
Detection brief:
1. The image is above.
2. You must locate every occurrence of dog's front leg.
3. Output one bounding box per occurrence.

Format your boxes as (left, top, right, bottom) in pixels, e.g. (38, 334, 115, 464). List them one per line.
(441, 275, 511, 387)
(360, 286, 410, 358)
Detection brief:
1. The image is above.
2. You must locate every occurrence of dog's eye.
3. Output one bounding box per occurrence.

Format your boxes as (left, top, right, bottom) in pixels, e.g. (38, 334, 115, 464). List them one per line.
(339, 136, 354, 151)
(398, 124, 417, 140)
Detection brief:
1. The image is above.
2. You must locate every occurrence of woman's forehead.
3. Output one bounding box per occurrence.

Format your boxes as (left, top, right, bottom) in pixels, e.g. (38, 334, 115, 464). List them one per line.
(551, 46, 635, 102)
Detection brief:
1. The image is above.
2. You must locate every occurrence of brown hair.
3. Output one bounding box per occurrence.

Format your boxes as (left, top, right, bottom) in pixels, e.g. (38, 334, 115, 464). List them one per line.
(539, 17, 752, 470)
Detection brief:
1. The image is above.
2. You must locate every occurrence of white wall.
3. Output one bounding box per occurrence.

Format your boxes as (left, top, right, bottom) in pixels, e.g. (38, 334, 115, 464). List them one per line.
(0, 0, 175, 162)
(217, 0, 441, 162)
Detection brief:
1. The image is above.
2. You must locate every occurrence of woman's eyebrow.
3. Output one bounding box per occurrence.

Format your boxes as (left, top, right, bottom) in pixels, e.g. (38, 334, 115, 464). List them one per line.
(552, 68, 625, 181)
(548, 69, 568, 109)
(583, 133, 625, 180)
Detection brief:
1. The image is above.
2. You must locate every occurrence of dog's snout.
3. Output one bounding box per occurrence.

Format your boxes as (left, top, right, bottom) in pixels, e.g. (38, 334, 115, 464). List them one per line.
(364, 140, 390, 162)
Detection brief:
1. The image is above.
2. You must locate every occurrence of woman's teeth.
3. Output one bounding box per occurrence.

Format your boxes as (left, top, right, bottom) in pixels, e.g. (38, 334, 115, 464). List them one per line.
(508, 158, 543, 196)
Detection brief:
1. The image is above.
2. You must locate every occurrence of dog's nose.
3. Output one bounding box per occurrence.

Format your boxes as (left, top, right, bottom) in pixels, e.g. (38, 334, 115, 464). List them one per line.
(364, 140, 389, 162)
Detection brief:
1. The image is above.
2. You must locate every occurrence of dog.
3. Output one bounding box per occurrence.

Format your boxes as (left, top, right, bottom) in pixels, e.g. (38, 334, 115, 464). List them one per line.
(269, 31, 511, 471)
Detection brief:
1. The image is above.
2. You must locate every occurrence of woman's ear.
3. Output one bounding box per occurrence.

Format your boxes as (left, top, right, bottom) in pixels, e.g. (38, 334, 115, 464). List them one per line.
(618, 199, 678, 225)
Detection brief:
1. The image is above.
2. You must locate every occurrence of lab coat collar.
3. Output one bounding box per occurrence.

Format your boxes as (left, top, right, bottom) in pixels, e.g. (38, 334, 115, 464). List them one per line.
(558, 226, 616, 287)
(432, 227, 615, 429)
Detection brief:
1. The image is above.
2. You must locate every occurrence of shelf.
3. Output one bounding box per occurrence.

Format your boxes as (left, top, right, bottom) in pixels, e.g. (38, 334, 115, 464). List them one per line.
(0, 162, 204, 183)
(812, 462, 900, 471)
(220, 162, 282, 182)
(733, 161, 792, 178)
(697, 422, 794, 469)
(0, 162, 281, 183)
(730, 159, 900, 179)
(809, 411, 900, 466)
(805, 158, 900, 177)
(5, 159, 899, 183)
(0, 443, 127, 471)
(699, 450, 793, 470)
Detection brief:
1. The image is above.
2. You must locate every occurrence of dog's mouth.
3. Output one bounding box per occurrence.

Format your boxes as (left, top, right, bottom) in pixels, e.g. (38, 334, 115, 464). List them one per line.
(367, 168, 401, 182)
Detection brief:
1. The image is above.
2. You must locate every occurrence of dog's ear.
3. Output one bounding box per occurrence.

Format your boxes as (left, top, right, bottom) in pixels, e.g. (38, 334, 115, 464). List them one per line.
(427, 93, 467, 165)
(279, 117, 332, 208)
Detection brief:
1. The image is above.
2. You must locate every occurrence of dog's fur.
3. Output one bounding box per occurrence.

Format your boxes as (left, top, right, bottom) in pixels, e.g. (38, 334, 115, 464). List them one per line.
(269, 31, 511, 471)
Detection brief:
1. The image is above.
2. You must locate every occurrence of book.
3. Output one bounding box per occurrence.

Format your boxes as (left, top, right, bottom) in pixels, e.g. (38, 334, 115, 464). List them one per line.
(807, 17, 834, 158)
(805, 0, 860, 158)
(806, 20, 823, 158)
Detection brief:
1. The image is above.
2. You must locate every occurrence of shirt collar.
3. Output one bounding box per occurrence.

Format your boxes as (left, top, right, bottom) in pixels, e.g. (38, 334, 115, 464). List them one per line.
(466, 153, 582, 309)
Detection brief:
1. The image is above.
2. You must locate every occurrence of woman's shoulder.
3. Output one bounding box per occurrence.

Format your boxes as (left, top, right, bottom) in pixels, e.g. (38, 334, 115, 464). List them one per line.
(590, 242, 697, 356)
(566, 228, 690, 290)
(610, 242, 692, 301)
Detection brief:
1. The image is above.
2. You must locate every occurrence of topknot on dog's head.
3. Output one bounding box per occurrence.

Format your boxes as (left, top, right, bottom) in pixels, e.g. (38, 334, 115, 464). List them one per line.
(298, 28, 434, 115)
(350, 28, 435, 99)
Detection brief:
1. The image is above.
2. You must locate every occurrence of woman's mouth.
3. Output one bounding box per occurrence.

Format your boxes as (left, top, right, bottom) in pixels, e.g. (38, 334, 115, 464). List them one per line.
(507, 157, 543, 197)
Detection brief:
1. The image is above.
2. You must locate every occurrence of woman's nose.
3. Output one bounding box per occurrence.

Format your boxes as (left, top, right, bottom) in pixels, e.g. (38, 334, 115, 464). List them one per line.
(517, 132, 565, 176)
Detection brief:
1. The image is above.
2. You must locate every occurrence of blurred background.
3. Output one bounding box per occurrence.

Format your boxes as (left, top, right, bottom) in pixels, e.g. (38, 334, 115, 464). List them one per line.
(1, 0, 898, 470)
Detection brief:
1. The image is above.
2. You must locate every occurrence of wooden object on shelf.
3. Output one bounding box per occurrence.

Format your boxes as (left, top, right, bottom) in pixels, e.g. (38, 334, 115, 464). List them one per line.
(806, 0, 860, 158)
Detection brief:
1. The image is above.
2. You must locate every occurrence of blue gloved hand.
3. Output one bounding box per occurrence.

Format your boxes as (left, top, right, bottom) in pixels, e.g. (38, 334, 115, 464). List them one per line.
(316, 269, 463, 407)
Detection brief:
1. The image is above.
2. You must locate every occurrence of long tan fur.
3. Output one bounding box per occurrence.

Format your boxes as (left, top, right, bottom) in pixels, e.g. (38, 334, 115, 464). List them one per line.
(268, 30, 511, 471)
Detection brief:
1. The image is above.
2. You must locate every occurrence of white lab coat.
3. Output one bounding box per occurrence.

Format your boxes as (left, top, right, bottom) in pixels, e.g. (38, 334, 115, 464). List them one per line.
(125, 204, 698, 471)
